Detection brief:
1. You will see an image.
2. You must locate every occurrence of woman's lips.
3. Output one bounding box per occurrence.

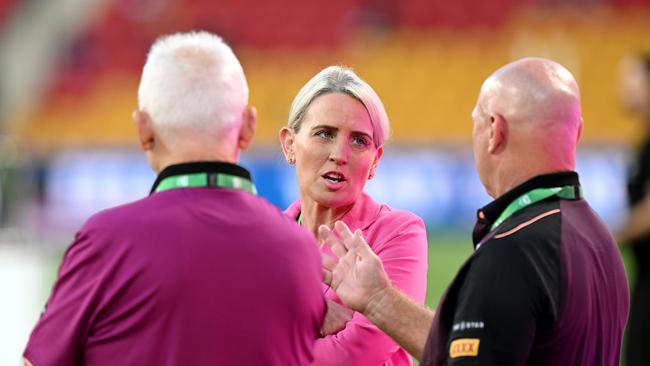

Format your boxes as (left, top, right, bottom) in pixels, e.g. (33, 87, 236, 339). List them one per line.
(321, 171, 347, 190)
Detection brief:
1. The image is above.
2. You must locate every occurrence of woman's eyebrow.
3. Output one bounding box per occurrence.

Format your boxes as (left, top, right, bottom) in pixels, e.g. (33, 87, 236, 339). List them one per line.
(310, 124, 338, 131)
(351, 131, 372, 138)
(309, 124, 372, 138)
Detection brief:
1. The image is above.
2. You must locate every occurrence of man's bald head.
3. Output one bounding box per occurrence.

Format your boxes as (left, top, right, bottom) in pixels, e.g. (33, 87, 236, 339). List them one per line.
(479, 57, 582, 131)
(472, 58, 583, 198)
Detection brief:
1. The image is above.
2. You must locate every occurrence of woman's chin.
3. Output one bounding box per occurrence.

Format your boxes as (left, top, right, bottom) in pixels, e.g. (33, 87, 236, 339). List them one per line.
(310, 192, 356, 210)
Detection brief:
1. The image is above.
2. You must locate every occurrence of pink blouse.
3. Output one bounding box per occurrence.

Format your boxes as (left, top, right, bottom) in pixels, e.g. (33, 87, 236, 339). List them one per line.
(285, 192, 428, 366)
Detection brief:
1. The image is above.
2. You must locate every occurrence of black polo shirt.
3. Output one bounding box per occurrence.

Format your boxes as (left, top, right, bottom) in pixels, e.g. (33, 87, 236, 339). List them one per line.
(421, 172, 629, 366)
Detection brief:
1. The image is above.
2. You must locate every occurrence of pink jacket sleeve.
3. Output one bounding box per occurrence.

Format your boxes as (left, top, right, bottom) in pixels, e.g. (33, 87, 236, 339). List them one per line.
(313, 211, 428, 366)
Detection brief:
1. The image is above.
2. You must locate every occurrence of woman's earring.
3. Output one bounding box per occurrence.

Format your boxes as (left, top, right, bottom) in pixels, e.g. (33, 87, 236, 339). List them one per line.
(288, 156, 295, 165)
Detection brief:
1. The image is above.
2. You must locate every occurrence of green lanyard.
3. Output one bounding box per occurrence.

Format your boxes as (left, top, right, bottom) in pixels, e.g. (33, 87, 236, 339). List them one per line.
(155, 172, 257, 195)
(491, 185, 582, 230)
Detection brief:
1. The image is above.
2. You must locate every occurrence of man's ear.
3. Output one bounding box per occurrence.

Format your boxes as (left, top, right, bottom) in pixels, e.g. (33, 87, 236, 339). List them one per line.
(279, 126, 295, 163)
(133, 110, 155, 151)
(576, 116, 584, 144)
(488, 114, 507, 154)
(238, 105, 257, 151)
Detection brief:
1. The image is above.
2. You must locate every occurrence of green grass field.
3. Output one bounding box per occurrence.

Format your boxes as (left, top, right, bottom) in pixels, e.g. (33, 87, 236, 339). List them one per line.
(424, 236, 473, 309)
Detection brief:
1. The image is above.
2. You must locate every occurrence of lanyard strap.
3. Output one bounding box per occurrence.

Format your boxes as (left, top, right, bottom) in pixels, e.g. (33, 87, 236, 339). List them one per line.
(155, 172, 257, 195)
(491, 185, 582, 230)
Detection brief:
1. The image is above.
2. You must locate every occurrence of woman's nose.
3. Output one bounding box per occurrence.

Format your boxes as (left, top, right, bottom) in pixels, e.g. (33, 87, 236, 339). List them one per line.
(328, 139, 348, 165)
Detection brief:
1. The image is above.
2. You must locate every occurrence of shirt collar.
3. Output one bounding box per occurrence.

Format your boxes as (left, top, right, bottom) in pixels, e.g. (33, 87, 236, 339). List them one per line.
(340, 191, 383, 231)
(472, 171, 580, 246)
(285, 191, 382, 232)
(150, 161, 252, 194)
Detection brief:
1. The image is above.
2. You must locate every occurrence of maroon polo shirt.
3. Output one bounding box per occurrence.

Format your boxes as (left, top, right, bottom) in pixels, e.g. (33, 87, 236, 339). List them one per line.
(422, 172, 629, 366)
(24, 162, 325, 365)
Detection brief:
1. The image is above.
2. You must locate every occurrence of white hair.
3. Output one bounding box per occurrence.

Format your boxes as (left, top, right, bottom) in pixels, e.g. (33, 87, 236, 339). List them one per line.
(287, 66, 390, 147)
(138, 31, 248, 141)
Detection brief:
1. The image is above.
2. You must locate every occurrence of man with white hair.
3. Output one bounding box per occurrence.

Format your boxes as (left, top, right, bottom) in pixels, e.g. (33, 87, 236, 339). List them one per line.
(320, 58, 630, 365)
(23, 31, 325, 365)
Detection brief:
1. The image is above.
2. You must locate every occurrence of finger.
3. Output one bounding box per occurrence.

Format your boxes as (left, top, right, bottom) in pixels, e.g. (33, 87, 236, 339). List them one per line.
(319, 224, 334, 238)
(319, 225, 347, 257)
(319, 225, 348, 258)
(331, 250, 355, 288)
(322, 252, 338, 271)
(352, 230, 375, 258)
(345, 228, 370, 252)
(323, 269, 332, 286)
(334, 221, 354, 241)
(333, 221, 355, 249)
(317, 226, 330, 251)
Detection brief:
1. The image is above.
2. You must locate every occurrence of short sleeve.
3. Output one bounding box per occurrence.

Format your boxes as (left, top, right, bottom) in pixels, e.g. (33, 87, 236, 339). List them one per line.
(446, 240, 544, 366)
(23, 228, 105, 366)
(374, 213, 428, 303)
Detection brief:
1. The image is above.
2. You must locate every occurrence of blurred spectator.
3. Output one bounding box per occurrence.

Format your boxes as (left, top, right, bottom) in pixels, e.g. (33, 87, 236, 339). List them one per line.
(617, 53, 650, 366)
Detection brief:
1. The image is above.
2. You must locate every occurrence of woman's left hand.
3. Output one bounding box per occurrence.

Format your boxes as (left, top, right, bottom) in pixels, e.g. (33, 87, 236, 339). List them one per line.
(321, 299, 354, 336)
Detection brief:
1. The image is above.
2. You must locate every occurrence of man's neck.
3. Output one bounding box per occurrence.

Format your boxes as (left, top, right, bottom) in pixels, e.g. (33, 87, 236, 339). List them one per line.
(153, 151, 238, 174)
(491, 165, 573, 199)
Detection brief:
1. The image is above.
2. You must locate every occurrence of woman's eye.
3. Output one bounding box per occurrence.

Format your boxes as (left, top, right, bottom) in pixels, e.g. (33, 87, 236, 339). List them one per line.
(315, 130, 333, 139)
(352, 136, 370, 146)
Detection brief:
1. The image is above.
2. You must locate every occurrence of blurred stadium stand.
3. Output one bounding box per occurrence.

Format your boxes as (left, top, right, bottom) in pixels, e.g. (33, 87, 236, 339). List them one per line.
(2, 0, 649, 148)
(0, 0, 645, 232)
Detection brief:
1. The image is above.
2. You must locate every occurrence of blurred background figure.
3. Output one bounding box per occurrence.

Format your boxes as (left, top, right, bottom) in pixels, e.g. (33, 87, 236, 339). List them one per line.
(1, 0, 649, 365)
(618, 53, 650, 366)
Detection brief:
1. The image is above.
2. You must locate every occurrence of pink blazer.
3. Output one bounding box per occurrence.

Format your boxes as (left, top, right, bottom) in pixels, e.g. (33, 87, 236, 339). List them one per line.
(285, 192, 428, 366)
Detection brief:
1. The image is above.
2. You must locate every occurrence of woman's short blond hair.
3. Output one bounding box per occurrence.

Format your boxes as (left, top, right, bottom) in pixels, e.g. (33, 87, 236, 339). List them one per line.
(287, 66, 390, 147)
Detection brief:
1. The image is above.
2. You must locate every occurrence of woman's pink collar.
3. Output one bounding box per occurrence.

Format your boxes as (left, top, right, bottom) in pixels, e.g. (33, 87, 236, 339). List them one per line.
(283, 192, 382, 232)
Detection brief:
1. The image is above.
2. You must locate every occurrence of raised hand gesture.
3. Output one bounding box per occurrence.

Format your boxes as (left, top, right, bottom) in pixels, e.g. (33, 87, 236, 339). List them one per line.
(319, 221, 391, 313)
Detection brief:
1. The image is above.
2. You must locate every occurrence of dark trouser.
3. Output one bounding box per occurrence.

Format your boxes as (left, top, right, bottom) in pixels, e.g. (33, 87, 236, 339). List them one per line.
(626, 272, 650, 366)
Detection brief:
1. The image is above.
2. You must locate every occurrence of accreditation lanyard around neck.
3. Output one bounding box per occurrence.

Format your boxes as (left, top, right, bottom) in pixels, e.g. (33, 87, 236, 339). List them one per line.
(490, 185, 582, 230)
(154, 172, 257, 194)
